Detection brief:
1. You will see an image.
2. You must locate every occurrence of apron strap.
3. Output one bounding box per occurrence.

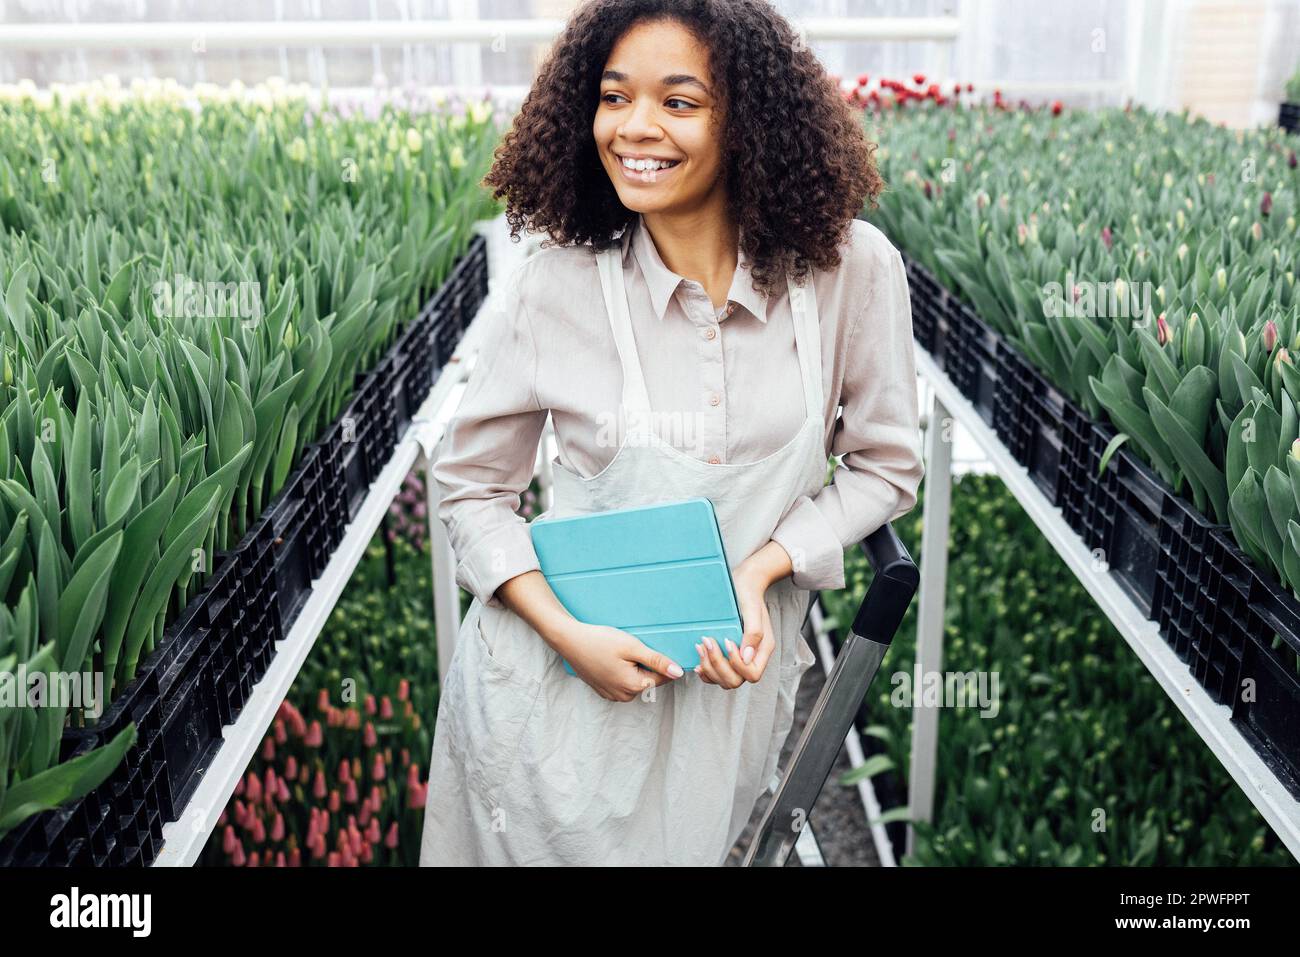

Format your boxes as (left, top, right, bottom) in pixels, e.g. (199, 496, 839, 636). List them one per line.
(597, 241, 655, 418)
(785, 266, 824, 424)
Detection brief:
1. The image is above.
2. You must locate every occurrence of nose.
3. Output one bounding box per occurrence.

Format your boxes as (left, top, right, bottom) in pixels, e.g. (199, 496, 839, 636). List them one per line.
(618, 96, 664, 141)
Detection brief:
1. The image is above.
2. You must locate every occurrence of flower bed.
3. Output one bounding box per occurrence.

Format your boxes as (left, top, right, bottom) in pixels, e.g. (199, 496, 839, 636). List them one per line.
(201, 481, 441, 866)
(855, 90, 1300, 797)
(820, 473, 1294, 866)
(0, 80, 502, 863)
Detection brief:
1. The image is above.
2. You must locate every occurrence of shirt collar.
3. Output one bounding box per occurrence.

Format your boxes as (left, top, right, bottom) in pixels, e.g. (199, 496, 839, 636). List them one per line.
(622, 213, 770, 324)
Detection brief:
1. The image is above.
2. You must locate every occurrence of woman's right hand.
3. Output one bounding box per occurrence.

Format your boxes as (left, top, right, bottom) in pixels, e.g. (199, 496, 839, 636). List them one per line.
(554, 622, 685, 702)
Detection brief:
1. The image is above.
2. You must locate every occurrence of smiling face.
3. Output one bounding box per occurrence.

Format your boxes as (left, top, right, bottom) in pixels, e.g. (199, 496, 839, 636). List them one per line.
(593, 18, 727, 216)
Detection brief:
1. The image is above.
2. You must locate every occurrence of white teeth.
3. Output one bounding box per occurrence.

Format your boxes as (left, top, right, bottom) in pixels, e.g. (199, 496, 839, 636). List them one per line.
(622, 156, 678, 171)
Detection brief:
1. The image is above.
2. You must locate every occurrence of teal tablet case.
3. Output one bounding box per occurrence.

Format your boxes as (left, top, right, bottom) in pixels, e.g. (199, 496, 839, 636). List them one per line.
(528, 497, 744, 675)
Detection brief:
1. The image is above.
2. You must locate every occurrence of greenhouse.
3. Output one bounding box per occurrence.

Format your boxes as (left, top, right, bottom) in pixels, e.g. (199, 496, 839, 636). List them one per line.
(0, 0, 1297, 917)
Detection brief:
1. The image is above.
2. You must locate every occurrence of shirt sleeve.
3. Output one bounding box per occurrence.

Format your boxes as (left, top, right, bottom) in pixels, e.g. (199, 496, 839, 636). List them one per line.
(770, 245, 925, 592)
(431, 263, 549, 609)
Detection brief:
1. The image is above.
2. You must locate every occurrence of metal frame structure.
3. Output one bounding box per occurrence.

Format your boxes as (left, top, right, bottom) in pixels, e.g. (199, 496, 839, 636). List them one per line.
(0, 19, 962, 49)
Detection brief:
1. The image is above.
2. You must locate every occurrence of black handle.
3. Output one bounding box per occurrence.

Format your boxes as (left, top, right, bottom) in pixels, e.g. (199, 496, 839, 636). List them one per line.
(853, 522, 920, 645)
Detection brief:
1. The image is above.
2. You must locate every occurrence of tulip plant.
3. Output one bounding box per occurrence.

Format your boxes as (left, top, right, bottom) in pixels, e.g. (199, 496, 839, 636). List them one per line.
(203, 489, 439, 866)
(821, 472, 1293, 865)
(204, 690, 429, 867)
(860, 93, 1300, 601)
(0, 80, 504, 840)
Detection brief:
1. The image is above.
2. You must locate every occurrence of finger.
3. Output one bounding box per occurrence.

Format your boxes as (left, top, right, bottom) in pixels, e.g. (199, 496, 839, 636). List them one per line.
(702, 635, 743, 689)
(737, 601, 765, 666)
(626, 641, 685, 681)
(748, 633, 776, 678)
(695, 642, 720, 684)
(749, 605, 777, 676)
(696, 642, 717, 681)
(725, 635, 765, 684)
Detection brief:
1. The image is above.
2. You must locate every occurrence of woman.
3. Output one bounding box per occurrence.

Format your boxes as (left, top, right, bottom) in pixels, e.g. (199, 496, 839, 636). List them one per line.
(420, 0, 924, 866)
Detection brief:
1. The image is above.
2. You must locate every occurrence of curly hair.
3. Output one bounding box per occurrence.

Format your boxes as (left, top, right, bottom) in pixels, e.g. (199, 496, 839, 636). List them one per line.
(482, 0, 884, 297)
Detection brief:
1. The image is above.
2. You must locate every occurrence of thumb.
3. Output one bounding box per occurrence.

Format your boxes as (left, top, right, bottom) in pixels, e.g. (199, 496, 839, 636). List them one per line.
(626, 640, 685, 679)
(738, 600, 765, 664)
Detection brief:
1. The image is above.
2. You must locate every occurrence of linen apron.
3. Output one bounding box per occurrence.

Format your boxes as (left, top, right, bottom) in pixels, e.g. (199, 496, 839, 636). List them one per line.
(419, 241, 825, 866)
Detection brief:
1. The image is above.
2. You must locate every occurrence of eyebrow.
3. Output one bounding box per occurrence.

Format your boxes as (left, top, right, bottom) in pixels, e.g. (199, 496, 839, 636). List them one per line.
(601, 70, 711, 96)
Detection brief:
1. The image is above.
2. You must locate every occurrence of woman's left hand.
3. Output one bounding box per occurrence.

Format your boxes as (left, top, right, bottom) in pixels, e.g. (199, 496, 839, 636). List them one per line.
(695, 562, 777, 688)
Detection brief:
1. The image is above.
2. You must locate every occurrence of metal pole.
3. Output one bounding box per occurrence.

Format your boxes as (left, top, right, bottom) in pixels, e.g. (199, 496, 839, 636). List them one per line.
(907, 392, 953, 857)
(0, 18, 962, 50)
(426, 445, 462, 678)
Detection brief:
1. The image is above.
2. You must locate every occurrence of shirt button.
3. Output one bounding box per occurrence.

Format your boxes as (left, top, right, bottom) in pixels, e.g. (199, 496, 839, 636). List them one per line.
(709, 393, 720, 406)
(725, 302, 736, 317)
(704, 327, 716, 340)
(708, 456, 721, 464)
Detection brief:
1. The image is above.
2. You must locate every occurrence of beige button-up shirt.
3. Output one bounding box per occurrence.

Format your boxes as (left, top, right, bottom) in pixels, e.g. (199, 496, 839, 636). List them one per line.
(433, 214, 924, 610)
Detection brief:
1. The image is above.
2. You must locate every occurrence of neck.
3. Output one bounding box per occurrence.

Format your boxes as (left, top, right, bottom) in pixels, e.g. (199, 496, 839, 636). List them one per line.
(641, 203, 739, 306)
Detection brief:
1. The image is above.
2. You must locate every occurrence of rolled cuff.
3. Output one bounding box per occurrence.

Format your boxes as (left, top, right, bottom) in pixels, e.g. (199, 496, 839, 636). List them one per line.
(770, 495, 847, 593)
(454, 519, 541, 609)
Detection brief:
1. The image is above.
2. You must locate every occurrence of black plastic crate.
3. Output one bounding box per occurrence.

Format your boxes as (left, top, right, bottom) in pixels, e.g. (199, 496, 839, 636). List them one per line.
(386, 323, 420, 435)
(64, 658, 167, 867)
(356, 364, 399, 485)
(1020, 366, 1069, 506)
(992, 339, 1029, 463)
(931, 289, 954, 374)
(1094, 445, 1165, 620)
(266, 444, 332, 631)
(1189, 527, 1254, 706)
(315, 389, 370, 525)
(904, 256, 940, 357)
(1059, 402, 1107, 548)
(429, 238, 490, 355)
(401, 302, 440, 403)
(945, 296, 999, 426)
(265, 467, 312, 624)
(213, 649, 255, 728)
(213, 510, 280, 683)
(1154, 493, 1225, 670)
(0, 736, 104, 866)
(1230, 571, 1300, 798)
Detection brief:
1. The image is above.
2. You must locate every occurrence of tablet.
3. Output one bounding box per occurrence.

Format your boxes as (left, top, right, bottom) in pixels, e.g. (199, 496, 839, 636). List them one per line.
(529, 497, 745, 675)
